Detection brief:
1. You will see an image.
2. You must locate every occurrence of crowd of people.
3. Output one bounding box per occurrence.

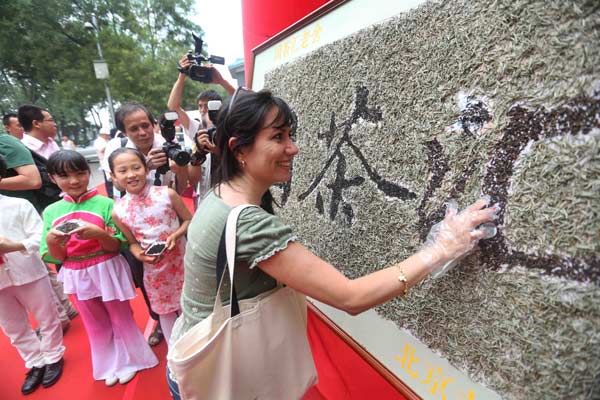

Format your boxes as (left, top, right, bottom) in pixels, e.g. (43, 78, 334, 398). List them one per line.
(0, 59, 498, 398)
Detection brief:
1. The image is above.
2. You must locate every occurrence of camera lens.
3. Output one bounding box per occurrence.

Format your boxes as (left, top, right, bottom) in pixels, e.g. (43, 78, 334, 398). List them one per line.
(168, 147, 191, 166)
(207, 127, 216, 142)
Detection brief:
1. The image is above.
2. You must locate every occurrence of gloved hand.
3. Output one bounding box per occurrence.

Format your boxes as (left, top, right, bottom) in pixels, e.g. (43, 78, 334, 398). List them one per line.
(420, 196, 499, 278)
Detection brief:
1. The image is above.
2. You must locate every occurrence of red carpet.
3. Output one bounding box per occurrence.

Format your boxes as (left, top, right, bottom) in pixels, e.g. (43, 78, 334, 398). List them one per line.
(0, 290, 170, 400)
(1, 186, 408, 399)
(1, 299, 406, 400)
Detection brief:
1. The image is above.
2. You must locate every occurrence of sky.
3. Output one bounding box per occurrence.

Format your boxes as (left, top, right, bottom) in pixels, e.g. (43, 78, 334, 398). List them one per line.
(190, 0, 245, 85)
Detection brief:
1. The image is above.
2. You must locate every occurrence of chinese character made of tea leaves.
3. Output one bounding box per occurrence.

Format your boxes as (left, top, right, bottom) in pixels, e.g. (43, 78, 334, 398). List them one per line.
(417, 92, 600, 283)
(297, 86, 417, 224)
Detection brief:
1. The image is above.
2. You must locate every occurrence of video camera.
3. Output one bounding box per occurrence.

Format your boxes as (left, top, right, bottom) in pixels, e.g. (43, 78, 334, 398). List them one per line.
(178, 33, 225, 83)
(157, 111, 191, 175)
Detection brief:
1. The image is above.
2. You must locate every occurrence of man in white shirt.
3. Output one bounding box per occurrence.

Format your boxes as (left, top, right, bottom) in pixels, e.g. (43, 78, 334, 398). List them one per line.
(60, 135, 76, 150)
(93, 128, 111, 163)
(0, 156, 65, 395)
(168, 56, 234, 142)
(101, 103, 188, 199)
(94, 128, 113, 196)
(18, 105, 60, 159)
(167, 55, 235, 201)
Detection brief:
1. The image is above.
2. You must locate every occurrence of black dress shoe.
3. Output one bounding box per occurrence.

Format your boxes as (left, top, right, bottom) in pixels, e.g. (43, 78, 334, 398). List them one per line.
(21, 366, 45, 395)
(42, 358, 64, 388)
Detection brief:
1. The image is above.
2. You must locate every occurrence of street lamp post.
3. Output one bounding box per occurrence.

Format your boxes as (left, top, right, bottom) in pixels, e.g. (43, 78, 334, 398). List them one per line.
(85, 14, 116, 129)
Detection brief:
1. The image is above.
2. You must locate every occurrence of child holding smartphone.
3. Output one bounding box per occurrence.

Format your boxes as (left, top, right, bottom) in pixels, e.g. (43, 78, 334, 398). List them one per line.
(109, 147, 191, 346)
(40, 150, 158, 386)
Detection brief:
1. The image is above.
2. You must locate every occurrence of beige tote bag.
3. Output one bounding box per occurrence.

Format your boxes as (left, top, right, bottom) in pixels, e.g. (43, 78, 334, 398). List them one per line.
(168, 205, 318, 400)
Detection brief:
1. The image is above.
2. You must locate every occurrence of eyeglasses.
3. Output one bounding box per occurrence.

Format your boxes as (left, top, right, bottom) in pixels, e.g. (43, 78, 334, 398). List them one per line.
(42, 118, 55, 123)
(227, 86, 251, 115)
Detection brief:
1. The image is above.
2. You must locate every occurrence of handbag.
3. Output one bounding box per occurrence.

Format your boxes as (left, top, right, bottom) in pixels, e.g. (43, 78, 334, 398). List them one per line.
(167, 205, 318, 400)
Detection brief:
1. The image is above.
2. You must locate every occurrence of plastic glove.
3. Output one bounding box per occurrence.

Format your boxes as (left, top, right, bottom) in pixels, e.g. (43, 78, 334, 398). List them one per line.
(420, 196, 499, 278)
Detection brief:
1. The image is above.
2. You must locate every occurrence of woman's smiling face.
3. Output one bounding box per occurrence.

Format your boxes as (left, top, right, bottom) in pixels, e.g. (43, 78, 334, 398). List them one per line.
(239, 106, 299, 186)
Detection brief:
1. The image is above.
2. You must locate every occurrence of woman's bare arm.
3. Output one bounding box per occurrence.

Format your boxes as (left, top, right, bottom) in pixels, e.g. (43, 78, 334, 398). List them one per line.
(259, 199, 497, 315)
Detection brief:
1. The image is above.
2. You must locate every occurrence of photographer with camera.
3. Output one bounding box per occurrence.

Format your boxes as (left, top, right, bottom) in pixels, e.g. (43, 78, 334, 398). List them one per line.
(167, 46, 234, 202)
(102, 104, 190, 198)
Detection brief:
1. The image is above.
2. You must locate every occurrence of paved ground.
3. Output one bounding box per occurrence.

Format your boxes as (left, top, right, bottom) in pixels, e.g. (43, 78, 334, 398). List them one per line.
(89, 161, 105, 189)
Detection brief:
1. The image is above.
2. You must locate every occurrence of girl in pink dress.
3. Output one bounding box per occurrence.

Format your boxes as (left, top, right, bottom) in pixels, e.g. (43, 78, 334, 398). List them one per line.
(41, 150, 158, 386)
(109, 148, 191, 346)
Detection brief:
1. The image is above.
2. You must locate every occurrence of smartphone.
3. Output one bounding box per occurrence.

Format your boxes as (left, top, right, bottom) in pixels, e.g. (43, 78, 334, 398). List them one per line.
(144, 242, 167, 256)
(55, 219, 84, 234)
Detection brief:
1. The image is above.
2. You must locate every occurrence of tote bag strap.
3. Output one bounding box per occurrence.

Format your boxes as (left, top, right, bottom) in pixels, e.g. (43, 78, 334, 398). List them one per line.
(215, 231, 241, 316)
(214, 204, 257, 318)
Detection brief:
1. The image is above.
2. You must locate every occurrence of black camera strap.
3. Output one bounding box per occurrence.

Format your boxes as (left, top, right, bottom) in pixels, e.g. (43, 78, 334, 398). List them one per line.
(176, 61, 188, 74)
(153, 170, 162, 186)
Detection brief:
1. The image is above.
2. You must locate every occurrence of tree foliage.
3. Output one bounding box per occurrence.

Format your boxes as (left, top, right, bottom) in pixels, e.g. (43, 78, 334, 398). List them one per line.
(0, 0, 221, 142)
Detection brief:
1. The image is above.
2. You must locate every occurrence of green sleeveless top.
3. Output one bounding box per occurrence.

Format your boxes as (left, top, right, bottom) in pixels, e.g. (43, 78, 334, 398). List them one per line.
(172, 190, 297, 342)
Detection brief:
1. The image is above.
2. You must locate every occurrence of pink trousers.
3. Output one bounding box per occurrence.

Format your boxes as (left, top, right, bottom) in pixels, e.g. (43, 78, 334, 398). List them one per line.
(75, 296, 158, 380)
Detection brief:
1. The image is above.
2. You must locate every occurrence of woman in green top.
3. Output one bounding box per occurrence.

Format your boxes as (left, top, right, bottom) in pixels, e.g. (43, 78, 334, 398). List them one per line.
(167, 89, 498, 399)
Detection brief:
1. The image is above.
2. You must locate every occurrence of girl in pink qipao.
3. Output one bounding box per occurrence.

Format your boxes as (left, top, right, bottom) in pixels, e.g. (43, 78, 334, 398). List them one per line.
(109, 148, 191, 346)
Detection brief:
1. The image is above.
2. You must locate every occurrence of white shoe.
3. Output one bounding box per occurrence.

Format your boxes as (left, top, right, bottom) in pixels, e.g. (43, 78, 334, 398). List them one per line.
(118, 371, 136, 384)
(105, 376, 118, 386)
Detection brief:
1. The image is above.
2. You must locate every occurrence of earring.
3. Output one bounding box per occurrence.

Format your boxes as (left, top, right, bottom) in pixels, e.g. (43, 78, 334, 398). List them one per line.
(240, 159, 246, 168)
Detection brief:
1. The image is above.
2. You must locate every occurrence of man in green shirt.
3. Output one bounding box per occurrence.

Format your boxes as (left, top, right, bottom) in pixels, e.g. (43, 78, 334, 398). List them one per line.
(0, 132, 42, 209)
(3, 113, 25, 139)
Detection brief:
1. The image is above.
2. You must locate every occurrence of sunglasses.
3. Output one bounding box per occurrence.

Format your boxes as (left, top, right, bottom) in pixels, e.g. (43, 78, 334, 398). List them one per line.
(225, 87, 298, 139)
(227, 86, 252, 115)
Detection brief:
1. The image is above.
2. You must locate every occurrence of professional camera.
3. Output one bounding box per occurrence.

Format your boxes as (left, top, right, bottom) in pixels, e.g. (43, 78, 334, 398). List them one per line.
(178, 33, 225, 83)
(189, 100, 222, 166)
(205, 99, 222, 141)
(158, 111, 191, 175)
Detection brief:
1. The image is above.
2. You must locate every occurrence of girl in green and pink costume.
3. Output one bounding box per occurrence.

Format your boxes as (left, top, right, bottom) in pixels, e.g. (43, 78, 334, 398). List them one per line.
(40, 150, 157, 386)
